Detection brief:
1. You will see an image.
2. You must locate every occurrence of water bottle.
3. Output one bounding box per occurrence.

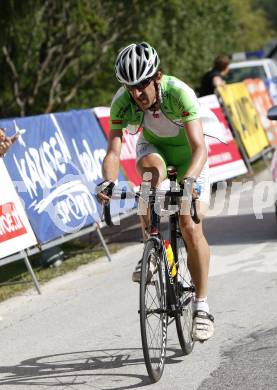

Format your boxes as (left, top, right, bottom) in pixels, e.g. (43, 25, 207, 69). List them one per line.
(164, 240, 177, 277)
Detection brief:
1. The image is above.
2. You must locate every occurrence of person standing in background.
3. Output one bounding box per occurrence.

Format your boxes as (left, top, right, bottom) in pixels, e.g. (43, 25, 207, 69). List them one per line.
(199, 55, 230, 97)
(198, 56, 231, 192)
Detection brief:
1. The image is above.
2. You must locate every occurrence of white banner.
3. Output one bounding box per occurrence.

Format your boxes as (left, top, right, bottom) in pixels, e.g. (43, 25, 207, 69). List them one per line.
(0, 159, 37, 259)
(199, 94, 248, 183)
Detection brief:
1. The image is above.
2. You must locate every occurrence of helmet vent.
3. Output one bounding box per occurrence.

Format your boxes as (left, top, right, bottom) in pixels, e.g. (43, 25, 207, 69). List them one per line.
(115, 42, 160, 85)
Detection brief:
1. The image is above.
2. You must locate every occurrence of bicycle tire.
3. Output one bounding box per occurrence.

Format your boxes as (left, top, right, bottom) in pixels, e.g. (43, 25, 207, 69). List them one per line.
(140, 239, 168, 383)
(171, 220, 194, 355)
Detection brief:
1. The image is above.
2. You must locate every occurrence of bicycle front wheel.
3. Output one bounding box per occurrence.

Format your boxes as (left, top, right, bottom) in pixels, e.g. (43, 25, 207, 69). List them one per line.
(174, 235, 195, 355)
(140, 239, 168, 383)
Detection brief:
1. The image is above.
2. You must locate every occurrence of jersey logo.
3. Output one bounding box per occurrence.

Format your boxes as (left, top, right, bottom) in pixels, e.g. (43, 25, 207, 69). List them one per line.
(182, 111, 190, 117)
(153, 113, 160, 118)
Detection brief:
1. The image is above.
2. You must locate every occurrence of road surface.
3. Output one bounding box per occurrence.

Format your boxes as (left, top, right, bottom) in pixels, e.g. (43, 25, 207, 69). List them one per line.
(0, 169, 277, 389)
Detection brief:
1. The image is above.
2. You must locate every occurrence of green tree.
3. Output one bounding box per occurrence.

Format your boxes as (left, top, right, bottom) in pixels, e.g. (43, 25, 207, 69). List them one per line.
(229, 0, 275, 52)
(0, 0, 275, 117)
(128, 0, 275, 89)
(0, 0, 155, 116)
(253, 0, 277, 31)
(140, 0, 238, 88)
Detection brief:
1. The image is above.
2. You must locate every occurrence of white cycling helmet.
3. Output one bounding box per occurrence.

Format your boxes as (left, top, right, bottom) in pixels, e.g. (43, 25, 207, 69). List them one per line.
(115, 42, 160, 85)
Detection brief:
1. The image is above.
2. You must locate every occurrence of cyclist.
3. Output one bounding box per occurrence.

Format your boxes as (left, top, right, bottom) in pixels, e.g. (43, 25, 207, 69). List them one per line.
(97, 42, 214, 341)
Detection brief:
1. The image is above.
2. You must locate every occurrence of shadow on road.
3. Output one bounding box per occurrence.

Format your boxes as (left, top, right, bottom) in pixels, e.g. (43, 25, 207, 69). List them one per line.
(0, 347, 184, 389)
(204, 212, 277, 246)
(91, 211, 277, 248)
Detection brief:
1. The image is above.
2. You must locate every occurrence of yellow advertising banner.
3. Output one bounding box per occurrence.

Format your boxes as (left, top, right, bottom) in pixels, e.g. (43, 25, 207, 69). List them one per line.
(218, 83, 269, 159)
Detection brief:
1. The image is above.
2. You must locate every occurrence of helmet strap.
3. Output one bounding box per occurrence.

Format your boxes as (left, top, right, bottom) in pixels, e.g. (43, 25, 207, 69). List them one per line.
(149, 81, 161, 112)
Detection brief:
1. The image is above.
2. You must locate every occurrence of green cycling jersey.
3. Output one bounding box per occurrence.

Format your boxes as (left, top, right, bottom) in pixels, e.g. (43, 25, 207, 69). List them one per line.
(110, 75, 201, 179)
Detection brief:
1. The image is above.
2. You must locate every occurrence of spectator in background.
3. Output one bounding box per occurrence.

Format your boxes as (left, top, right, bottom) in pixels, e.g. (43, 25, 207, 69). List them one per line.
(0, 128, 18, 157)
(199, 55, 230, 97)
(198, 56, 231, 192)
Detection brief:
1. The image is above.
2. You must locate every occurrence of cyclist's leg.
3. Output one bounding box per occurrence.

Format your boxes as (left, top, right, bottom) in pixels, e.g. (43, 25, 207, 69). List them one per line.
(132, 134, 167, 282)
(136, 133, 167, 232)
(177, 162, 214, 340)
(178, 209, 210, 302)
(136, 138, 167, 187)
(177, 160, 210, 296)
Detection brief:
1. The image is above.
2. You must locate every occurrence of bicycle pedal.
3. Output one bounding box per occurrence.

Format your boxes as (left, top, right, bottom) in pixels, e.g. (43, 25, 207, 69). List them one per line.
(177, 281, 192, 293)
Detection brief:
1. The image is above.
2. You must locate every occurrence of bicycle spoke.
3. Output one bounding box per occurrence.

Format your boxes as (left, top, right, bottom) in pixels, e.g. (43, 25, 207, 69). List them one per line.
(174, 234, 194, 355)
(147, 318, 161, 350)
(145, 285, 160, 311)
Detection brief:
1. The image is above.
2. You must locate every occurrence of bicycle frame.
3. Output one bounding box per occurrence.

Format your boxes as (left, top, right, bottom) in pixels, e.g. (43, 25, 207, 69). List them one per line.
(101, 178, 197, 381)
(147, 189, 186, 317)
(102, 180, 198, 318)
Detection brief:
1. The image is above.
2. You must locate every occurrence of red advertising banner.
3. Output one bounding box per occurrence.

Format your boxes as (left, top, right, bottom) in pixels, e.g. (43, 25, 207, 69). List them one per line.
(207, 107, 244, 167)
(199, 95, 247, 182)
(0, 159, 37, 259)
(93, 107, 141, 188)
(0, 202, 27, 243)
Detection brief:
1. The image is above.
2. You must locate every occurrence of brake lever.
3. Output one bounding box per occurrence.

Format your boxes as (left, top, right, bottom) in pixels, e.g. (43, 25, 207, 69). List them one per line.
(103, 202, 113, 226)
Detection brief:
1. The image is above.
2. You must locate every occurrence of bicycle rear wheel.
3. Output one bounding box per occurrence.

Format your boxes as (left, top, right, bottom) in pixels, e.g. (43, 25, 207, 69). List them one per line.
(172, 229, 194, 355)
(140, 239, 168, 383)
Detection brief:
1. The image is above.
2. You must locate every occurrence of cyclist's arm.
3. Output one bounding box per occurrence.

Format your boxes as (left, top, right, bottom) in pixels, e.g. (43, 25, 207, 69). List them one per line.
(102, 129, 123, 182)
(174, 82, 207, 180)
(183, 119, 207, 179)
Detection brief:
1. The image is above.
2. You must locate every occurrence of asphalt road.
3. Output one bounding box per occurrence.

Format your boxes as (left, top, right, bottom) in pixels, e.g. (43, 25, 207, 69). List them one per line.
(0, 168, 277, 390)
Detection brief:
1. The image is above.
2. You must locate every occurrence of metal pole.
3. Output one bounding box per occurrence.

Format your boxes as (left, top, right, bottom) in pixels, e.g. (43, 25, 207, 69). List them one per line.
(261, 147, 273, 173)
(22, 250, 41, 295)
(232, 127, 254, 176)
(96, 225, 112, 262)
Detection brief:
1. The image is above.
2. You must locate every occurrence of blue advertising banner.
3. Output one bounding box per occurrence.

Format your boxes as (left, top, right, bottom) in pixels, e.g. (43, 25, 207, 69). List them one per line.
(1, 110, 134, 244)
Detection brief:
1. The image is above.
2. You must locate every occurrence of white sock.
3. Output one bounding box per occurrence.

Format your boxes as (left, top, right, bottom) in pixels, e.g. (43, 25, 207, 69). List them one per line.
(193, 297, 209, 313)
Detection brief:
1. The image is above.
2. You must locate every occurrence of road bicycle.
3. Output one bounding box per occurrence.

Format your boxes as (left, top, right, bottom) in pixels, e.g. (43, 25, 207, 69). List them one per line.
(102, 166, 199, 383)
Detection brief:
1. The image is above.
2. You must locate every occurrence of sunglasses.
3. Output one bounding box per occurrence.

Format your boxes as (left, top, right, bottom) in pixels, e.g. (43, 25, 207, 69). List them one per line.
(125, 77, 153, 92)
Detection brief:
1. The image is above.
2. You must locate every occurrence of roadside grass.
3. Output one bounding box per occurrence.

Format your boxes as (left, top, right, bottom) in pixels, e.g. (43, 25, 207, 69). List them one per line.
(227, 155, 272, 184)
(0, 241, 123, 303)
(252, 153, 273, 175)
(247, 151, 272, 176)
